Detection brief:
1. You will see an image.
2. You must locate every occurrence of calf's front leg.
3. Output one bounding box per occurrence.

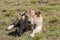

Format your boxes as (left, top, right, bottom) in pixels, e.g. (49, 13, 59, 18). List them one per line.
(29, 25, 42, 38)
(6, 18, 19, 30)
(7, 25, 14, 30)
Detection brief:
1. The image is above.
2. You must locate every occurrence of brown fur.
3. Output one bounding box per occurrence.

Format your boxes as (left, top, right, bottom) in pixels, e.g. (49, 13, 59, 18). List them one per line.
(17, 13, 22, 20)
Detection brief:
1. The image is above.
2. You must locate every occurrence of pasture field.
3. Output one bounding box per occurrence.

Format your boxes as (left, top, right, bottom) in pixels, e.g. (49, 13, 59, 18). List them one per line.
(0, 0, 60, 40)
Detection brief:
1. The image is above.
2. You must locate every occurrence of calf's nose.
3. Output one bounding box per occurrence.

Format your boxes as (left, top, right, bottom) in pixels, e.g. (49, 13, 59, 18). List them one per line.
(27, 21, 31, 24)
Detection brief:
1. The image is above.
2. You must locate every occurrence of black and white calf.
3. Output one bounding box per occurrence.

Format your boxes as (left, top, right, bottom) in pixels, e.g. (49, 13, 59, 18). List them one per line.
(6, 11, 27, 36)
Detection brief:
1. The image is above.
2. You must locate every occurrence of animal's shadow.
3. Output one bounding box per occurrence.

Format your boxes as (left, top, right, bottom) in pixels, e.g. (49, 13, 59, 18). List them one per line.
(8, 29, 23, 37)
(7, 28, 32, 37)
(7, 28, 31, 37)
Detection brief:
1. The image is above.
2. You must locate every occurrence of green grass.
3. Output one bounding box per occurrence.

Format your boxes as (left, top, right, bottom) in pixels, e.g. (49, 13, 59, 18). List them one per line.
(0, 0, 60, 40)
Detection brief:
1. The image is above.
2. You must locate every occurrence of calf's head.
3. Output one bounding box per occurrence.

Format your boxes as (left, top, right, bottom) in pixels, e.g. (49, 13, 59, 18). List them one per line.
(25, 9, 41, 24)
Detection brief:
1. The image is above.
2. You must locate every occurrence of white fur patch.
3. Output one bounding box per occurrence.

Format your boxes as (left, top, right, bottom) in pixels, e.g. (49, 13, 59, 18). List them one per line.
(7, 25, 14, 30)
(22, 16, 25, 19)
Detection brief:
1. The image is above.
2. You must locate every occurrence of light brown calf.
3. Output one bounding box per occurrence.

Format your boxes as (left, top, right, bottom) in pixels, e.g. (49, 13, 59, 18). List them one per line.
(25, 9, 43, 37)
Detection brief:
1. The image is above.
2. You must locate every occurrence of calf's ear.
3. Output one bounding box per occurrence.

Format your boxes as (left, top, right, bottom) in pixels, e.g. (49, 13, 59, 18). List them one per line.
(35, 11, 41, 15)
(35, 11, 41, 17)
(17, 13, 22, 19)
(22, 11, 26, 16)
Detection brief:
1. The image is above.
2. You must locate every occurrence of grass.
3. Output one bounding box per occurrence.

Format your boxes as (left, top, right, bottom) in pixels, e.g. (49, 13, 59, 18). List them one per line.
(0, 0, 60, 40)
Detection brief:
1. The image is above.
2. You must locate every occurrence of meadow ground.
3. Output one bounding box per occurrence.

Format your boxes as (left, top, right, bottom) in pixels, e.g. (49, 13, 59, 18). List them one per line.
(0, 0, 60, 40)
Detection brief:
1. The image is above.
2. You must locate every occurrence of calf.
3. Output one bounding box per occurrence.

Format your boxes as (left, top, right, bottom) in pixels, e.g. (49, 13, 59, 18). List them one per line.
(6, 11, 27, 36)
(25, 9, 43, 38)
